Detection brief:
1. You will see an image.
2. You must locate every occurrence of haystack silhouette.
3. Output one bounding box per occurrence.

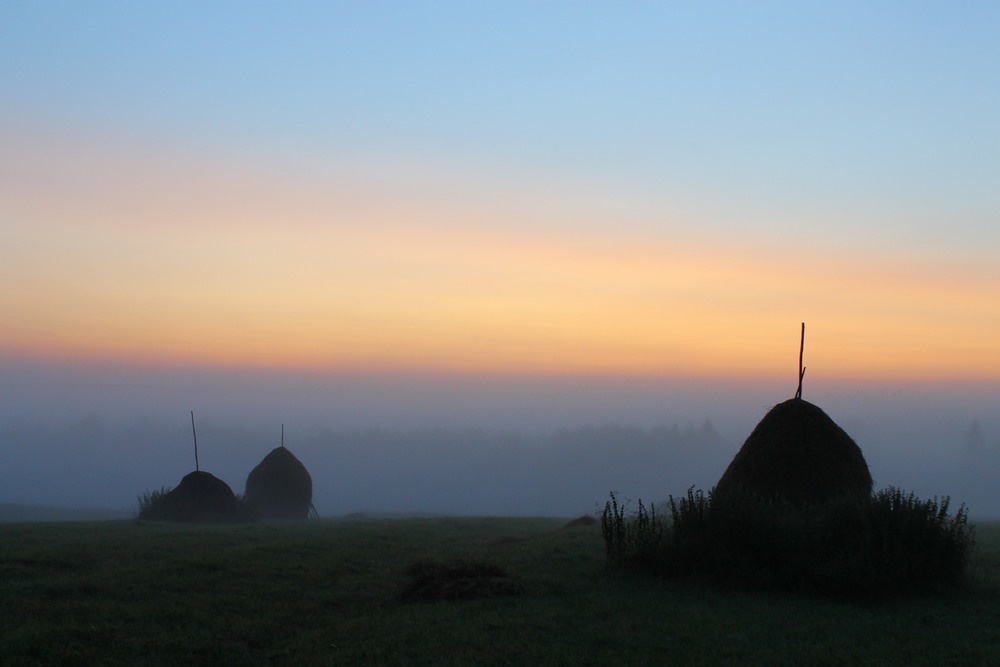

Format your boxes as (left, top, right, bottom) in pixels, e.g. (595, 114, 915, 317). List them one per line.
(245, 444, 314, 519)
(715, 397, 872, 505)
(158, 470, 241, 522)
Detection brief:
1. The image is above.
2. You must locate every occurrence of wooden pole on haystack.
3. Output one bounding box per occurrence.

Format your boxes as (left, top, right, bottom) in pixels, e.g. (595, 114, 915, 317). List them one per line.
(795, 323, 806, 399)
(281, 423, 285, 448)
(191, 410, 200, 472)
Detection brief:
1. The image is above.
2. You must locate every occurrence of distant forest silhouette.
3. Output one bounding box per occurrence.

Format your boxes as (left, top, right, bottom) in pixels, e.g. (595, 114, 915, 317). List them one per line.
(1, 415, 997, 518)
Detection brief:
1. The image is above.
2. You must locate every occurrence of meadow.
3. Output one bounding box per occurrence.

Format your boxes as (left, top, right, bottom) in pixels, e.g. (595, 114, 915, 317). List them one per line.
(2, 516, 999, 666)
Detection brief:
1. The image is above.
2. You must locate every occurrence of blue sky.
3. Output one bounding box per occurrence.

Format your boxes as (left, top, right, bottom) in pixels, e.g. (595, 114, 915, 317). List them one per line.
(7, 2, 998, 217)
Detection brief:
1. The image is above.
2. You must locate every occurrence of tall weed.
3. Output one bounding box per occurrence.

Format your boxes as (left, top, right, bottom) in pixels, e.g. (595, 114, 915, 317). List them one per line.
(601, 492, 668, 571)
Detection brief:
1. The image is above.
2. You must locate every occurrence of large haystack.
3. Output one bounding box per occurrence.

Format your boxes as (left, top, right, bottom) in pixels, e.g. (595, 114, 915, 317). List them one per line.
(159, 470, 240, 522)
(715, 398, 872, 505)
(245, 446, 313, 519)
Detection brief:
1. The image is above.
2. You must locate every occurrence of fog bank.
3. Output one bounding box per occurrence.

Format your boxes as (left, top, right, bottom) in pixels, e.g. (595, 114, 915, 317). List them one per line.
(1, 361, 998, 519)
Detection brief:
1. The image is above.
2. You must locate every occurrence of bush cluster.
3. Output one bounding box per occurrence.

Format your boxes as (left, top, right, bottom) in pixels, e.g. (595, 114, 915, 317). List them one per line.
(602, 486, 974, 600)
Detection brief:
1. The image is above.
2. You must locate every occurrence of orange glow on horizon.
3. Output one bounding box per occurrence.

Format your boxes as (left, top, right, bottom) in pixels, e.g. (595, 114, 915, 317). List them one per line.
(5, 217, 999, 383)
(3, 123, 1000, 383)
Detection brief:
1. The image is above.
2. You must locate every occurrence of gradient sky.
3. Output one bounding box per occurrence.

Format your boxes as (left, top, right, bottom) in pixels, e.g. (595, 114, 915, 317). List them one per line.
(3, 2, 1000, 384)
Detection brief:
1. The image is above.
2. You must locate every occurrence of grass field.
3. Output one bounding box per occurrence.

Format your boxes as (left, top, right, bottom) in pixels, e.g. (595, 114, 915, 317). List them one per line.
(2, 516, 999, 666)
(0, 503, 131, 522)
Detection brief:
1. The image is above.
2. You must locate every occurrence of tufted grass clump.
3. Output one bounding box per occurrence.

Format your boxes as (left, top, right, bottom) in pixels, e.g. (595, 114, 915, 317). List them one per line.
(602, 486, 975, 600)
(135, 486, 172, 520)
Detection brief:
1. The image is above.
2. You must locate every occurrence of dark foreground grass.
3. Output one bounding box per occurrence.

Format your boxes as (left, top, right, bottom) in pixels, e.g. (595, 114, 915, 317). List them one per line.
(2, 517, 1000, 666)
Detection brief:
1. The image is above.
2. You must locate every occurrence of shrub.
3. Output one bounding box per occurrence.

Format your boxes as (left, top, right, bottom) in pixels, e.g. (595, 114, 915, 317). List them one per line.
(602, 486, 974, 600)
(865, 487, 974, 593)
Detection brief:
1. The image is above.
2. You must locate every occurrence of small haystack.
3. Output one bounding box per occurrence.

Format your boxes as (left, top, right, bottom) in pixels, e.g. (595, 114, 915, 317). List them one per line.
(399, 561, 522, 602)
(245, 444, 314, 519)
(159, 470, 240, 522)
(715, 397, 873, 505)
(564, 515, 598, 528)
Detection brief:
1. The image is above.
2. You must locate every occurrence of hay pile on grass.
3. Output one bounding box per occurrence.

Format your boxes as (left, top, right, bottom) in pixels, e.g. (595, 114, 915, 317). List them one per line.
(245, 445, 314, 519)
(153, 471, 242, 523)
(603, 324, 973, 598)
(564, 515, 598, 528)
(715, 397, 873, 505)
(398, 561, 522, 602)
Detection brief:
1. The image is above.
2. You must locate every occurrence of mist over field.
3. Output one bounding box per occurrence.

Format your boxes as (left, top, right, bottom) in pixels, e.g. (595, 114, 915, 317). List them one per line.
(2, 361, 998, 520)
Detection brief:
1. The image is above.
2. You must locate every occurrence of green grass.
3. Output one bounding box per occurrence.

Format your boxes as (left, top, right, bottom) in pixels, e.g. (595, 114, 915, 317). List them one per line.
(2, 517, 1000, 666)
(0, 503, 130, 522)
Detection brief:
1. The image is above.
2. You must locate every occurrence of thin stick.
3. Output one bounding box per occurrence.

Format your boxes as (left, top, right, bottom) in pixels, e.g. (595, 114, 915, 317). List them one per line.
(281, 423, 285, 448)
(190, 410, 200, 472)
(796, 323, 806, 399)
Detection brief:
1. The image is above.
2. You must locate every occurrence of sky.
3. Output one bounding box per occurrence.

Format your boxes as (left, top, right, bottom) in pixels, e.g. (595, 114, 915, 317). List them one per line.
(2, 3, 1000, 514)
